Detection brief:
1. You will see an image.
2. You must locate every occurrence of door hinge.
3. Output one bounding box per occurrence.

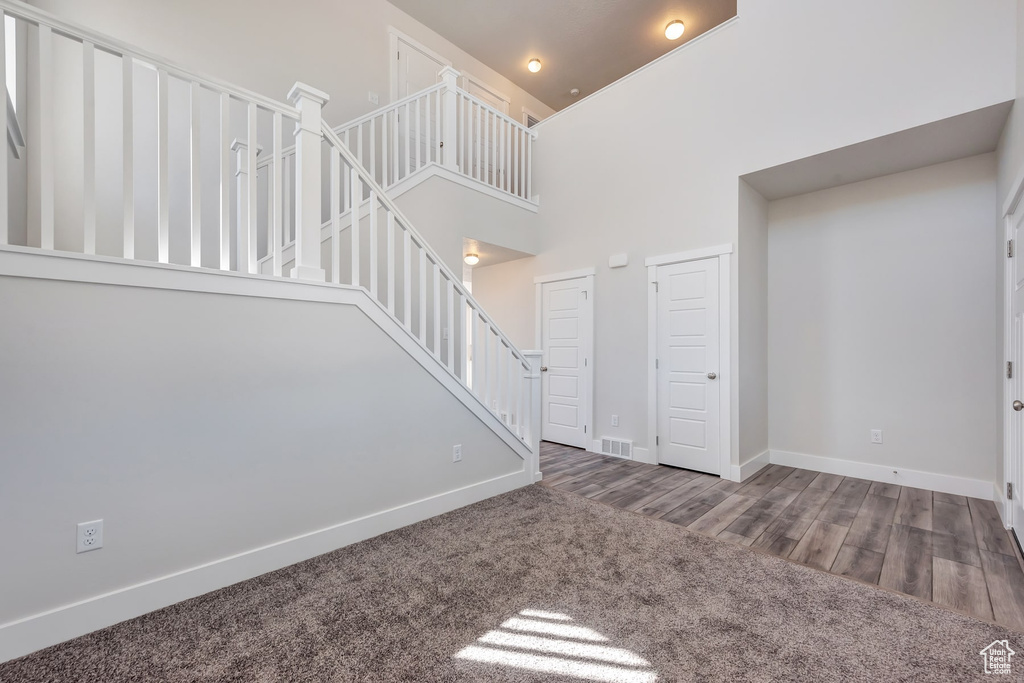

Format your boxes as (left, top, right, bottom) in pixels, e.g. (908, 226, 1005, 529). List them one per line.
(1009, 482, 1014, 500)
(582, 290, 588, 300)
(654, 282, 659, 293)
(655, 358, 659, 369)
(1010, 239, 1015, 258)
(584, 425, 587, 434)
(656, 436, 659, 446)
(585, 358, 588, 367)
(1009, 361, 1014, 380)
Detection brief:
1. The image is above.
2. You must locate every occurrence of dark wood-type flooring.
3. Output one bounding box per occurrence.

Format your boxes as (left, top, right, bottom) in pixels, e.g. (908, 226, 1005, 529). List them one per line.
(539, 441, 1024, 630)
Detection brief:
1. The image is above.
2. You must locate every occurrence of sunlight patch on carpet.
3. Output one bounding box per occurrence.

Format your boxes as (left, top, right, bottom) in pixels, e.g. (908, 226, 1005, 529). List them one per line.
(456, 609, 658, 682)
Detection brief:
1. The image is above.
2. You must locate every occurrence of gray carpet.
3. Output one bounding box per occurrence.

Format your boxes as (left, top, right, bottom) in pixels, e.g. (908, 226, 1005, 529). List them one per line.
(1, 484, 1020, 682)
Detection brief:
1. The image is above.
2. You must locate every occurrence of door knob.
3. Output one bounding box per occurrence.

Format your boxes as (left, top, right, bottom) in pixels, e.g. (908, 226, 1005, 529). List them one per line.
(707, 372, 717, 380)
(1015, 400, 1023, 412)
(540, 366, 548, 372)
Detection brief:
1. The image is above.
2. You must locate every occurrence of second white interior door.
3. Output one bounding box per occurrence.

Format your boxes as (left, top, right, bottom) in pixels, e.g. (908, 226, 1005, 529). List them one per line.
(656, 258, 721, 474)
(541, 277, 592, 449)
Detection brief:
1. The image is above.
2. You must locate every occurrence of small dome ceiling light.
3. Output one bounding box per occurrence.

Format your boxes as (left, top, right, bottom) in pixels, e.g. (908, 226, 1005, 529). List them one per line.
(464, 253, 480, 266)
(528, 58, 542, 73)
(665, 20, 685, 40)
(570, 88, 580, 97)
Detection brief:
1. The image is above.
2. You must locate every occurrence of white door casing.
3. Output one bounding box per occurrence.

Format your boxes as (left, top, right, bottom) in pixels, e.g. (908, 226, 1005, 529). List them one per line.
(389, 29, 448, 169)
(1006, 200, 1024, 538)
(655, 258, 721, 473)
(535, 270, 594, 449)
(646, 244, 733, 476)
(389, 29, 449, 102)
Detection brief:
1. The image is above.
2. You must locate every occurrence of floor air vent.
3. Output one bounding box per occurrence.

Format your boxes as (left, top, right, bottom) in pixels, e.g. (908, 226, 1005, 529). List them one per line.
(600, 437, 633, 459)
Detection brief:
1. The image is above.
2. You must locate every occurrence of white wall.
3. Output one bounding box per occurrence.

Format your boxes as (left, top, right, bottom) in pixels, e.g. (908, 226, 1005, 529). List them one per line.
(0, 265, 526, 659)
(767, 154, 998, 482)
(737, 180, 768, 465)
(396, 174, 541, 273)
(473, 0, 1016, 470)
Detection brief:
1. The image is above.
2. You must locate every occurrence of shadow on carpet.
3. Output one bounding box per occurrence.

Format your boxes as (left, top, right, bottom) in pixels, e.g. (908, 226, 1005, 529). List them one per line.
(1, 484, 1020, 682)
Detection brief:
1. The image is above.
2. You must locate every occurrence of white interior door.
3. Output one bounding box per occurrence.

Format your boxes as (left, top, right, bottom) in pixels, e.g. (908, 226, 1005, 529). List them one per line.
(393, 35, 446, 171)
(656, 258, 721, 473)
(1010, 208, 1024, 540)
(541, 278, 592, 448)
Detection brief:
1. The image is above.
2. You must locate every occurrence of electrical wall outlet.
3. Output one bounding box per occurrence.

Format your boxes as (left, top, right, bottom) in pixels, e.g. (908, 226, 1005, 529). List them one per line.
(77, 519, 104, 554)
(368, 91, 380, 105)
(453, 444, 462, 462)
(871, 429, 883, 444)
(611, 415, 619, 427)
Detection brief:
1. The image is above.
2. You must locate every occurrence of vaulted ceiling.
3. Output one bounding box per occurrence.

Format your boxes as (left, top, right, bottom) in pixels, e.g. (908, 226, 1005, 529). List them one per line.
(388, 0, 738, 111)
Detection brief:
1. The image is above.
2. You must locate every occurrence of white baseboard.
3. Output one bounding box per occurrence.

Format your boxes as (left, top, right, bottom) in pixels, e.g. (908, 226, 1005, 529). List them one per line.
(730, 450, 770, 482)
(994, 481, 1009, 526)
(0, 468, 532, 664)
(769, 449, 992, 500)
(632, 447, 654, 464)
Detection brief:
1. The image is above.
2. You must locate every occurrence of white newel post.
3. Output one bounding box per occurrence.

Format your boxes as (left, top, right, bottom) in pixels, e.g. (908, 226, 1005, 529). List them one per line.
(230, 138, 250, 272)
(523, 350, 544, 482)
(439, 67, 460, 171)
(288, 82, 330, 282)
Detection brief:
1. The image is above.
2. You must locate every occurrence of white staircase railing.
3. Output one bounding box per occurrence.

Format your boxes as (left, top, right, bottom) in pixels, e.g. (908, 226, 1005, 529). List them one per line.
(0, 0, 541, 464)
(252, 69, 537, 246)
(320, 121, 538, 449)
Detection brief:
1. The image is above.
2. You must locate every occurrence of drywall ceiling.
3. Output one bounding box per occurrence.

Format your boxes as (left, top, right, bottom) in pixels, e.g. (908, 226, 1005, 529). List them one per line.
(741, 102, 1013, 201)
(463, 238, 533, 269)
(387, 0, 737, 111)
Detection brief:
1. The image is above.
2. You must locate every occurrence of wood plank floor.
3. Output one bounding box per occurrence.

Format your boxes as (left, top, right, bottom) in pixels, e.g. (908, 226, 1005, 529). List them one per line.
(539, 441, 1024, 629)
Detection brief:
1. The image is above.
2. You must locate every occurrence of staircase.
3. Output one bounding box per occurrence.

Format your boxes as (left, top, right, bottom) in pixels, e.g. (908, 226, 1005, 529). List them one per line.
(0, 0, 539, 466)
(253, 71, 538, 276)
(0, 0, 545, 661)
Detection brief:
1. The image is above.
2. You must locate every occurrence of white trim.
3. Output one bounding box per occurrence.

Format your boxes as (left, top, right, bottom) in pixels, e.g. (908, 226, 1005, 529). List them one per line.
(770, 449, 993, 500)
(522, 105, 542, 128)
(995, 482, 1008, 526)
(644, 243, 733, 267)
(387, 27, 451, 104)
(1001, 163, 1024, 528)
(0, 468, 530, 663)
(0, 247, 532, 460)
(648, 249, 733, 478)
(730, 450, 770, 482)
(460, 71, 510, 115)
(533, 267, 596, 285)
(535, 273, 595, 450)
(1004, 165, 1024, 218)
(533, 16, 739, 131)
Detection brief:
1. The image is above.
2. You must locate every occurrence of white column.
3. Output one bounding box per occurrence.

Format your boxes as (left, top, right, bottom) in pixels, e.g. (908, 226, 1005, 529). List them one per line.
(439, 67, 459, 170)
(523, 350, 544, 482)
(288, 82, 329, 282)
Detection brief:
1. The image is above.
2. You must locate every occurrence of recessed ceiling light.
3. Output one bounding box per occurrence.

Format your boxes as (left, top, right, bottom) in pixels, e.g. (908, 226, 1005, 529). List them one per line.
(665, 20, 685, 40)
(464, 254, 480, 266)
(528, 58, 542, 73)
